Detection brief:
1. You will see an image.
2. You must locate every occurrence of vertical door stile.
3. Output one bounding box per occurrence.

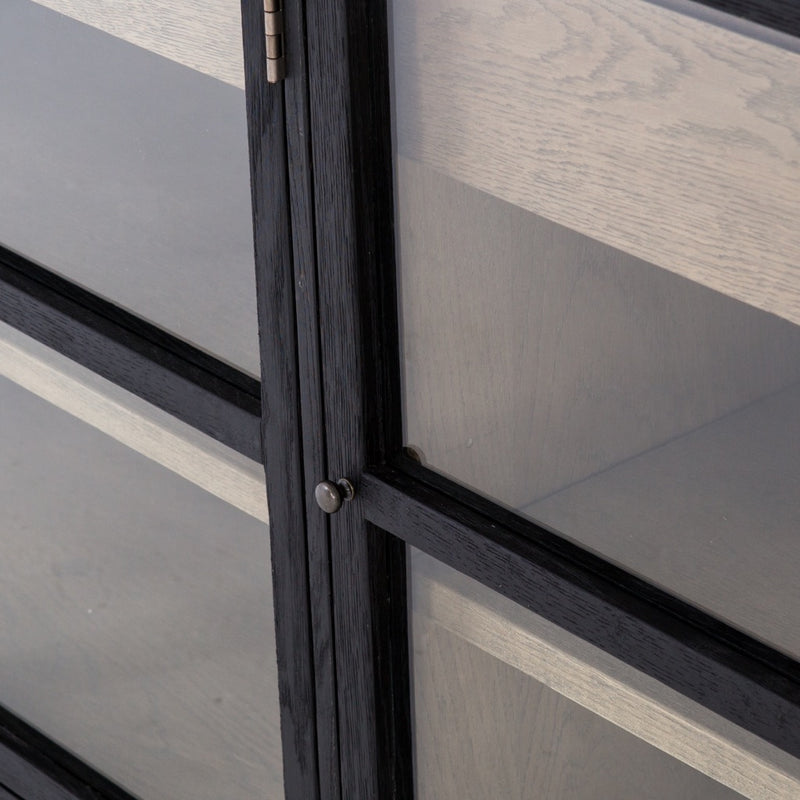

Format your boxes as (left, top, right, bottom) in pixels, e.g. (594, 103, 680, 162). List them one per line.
(300, 0, 414, 797)
(242, 0, 320, 798)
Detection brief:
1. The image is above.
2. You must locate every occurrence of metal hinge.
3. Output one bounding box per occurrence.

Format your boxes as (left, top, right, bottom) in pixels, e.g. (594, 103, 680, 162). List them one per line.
(265, 0, 285, 83)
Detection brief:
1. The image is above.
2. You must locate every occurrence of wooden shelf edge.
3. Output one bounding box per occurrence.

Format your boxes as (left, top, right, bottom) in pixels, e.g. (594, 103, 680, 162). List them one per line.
(412, 553, 800, 799)
(0, 320, 268, 524)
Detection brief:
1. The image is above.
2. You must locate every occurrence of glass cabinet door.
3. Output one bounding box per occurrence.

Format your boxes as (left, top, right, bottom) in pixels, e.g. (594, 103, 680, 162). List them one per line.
(0, 332, 281, 800)
(18, 0, 795, 797)
(0, 3, 288, 798)
(386, 0, 800, 796)
(408, 547, 779, 799)
(391, 0, 800, 660)
(0, 0, 259, 376)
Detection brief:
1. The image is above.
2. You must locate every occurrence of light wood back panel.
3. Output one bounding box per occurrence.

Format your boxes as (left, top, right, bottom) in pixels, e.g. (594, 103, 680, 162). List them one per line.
(0, 320, 268, 523)
(393, 0, 800, 324)
(414, 618, 745, 800)
(399, 159, 800, 506)
(412, 550, 800, 799)
(0, 377, 281, 800)
(0, 1, 259, 375)
(526, 380, 800, 660)
(30, 0, 244, 87)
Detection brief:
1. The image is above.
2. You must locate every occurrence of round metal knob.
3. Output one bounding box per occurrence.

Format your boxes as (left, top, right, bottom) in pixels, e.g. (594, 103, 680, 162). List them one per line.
(314, 478, 355, 514)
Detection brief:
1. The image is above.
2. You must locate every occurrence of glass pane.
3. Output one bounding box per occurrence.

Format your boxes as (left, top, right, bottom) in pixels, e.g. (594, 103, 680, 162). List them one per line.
(392, 0, 800, 657)
(0, 0, 259, 376)
(0, 374, 281, 799)
(409, 547, 794, 799)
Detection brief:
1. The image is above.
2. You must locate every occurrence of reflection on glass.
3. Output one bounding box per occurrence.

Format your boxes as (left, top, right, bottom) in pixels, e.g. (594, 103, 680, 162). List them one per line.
(0, 376, 281, 799)
(0, 0, 259, 375)
(393, 0, 800, 657)
(409, 548, 751, 799)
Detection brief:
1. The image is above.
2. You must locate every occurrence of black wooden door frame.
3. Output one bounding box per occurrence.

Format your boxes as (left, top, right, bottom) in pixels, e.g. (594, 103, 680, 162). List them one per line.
(267, 0, 800, 797)
(0, 5, 305, 800)
(1, 0, 800, 798)
(0, 244, 262, 460)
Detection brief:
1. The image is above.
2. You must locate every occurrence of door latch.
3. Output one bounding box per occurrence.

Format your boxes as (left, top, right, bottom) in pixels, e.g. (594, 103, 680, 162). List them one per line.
(265, 0, 285, 83)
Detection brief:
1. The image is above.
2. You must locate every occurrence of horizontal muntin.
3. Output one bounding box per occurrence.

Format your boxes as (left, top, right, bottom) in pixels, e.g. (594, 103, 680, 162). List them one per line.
(0, 245, 262, 460)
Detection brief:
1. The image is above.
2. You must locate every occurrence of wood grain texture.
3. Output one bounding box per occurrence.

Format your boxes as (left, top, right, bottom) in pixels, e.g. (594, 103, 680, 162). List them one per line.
(0, 246, 262, 461)
(282, 0, 342, 793)
(304, 0, 413, 795)
(362, 464, 800, 759)
(242, 0, 321, 794)
(393, 0, 800, 325)
(0, 319, 268, 523)
(398, 159, 800, 507)
(412, 550, 800, 799)
(0, 376, 283, 800)
(526, 380, 800, 660)
(0, 1, 259, 377)
(30, 0, 245, 87)
(412, 623, 745, 800)
(413, 622, 744, 799)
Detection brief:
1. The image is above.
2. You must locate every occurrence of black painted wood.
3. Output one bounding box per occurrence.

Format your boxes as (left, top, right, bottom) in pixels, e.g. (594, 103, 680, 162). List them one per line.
(393, 454, 800, 685)
(241, 2, 320, 799)
(299, 0, 800, 782)
(301, 0, 412, 796)
(0, 746, 88, 800)
(361, 463, 800, 759)
(291, 0, 800, 795)
(281, 1, 341, 797)
(0, 706, 137, 800)
(687, 0, 800, 38)
(0, 245, 261, 460)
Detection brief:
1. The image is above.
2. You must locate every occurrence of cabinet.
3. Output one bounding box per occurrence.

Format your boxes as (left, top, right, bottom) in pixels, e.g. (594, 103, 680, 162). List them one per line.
(1, 0, 799, 798)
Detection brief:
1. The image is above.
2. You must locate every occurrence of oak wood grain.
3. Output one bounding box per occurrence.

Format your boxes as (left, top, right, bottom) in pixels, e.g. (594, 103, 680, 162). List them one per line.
(30, 0, 245, 87)
(363, 464, 800, 759)
(393, 0, 800, 324)
(304, 0, 415, 793)
(412, 620, 745, 799)
(411, 550, 800, 799)
(398, 159, 800, 507)
(242, 0, 323, 791)
(0, 376, 282, 800)
(0, 319, 268, 523)
(0, 1, 259, 376)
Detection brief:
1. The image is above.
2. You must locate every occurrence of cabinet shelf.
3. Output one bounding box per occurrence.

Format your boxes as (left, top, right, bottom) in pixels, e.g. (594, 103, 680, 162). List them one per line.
(0, 319, 267, 523)
(0, 363, 277, 800)
(526, 380, 800, 661)
(413, 549, 800, 799)
(0, 0, 259, 376)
